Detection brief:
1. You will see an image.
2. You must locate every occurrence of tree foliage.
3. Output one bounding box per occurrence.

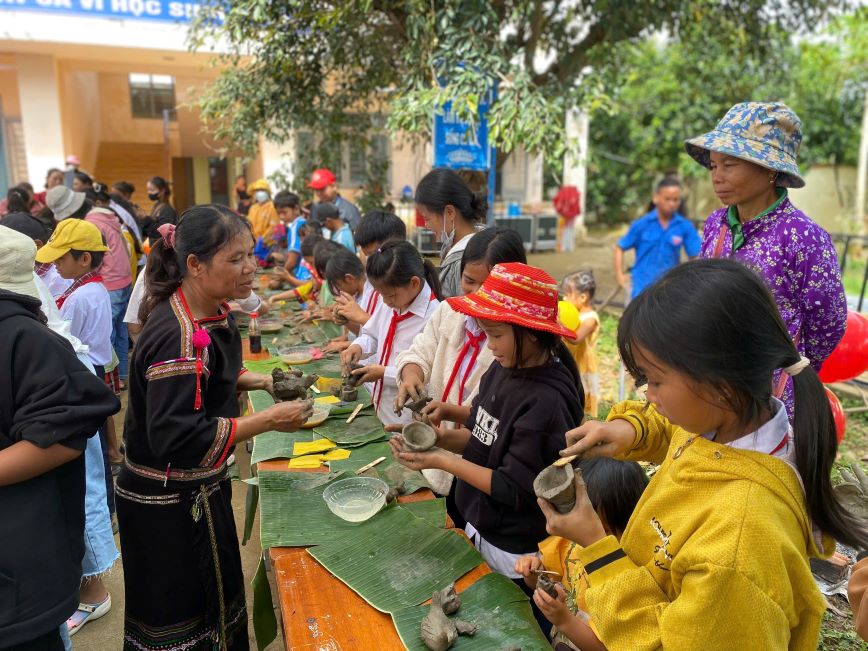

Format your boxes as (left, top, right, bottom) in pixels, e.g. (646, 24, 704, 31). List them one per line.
(189, 0, 846, 194)
(584, 8, 867, 224)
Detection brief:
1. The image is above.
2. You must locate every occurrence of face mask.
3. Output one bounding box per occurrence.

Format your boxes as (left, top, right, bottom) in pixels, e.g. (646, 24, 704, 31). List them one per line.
(148, 191, 160, 201)
(255, 190, 270, 203)
(439, 215, 455, 249)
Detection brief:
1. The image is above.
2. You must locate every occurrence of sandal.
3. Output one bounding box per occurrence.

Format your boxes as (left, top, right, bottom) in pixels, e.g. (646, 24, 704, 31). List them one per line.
(67, 594, 111, 636)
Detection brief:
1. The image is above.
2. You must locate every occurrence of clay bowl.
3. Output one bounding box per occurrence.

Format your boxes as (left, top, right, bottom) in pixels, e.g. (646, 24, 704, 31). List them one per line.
(402, 421, 437, 452)
(533, 463, 577, 514)
(301, 403, 332, 429)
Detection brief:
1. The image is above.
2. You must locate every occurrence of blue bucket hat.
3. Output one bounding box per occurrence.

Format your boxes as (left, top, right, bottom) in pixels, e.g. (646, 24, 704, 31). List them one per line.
(685, 102, 805, 188)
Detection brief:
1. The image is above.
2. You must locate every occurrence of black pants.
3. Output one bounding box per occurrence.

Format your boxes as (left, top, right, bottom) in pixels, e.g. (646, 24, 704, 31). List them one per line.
(2, 629, 64, 651)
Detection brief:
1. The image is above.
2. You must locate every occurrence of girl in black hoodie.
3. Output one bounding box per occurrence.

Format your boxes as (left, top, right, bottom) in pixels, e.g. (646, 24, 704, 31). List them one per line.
(390, 262, 584, 579)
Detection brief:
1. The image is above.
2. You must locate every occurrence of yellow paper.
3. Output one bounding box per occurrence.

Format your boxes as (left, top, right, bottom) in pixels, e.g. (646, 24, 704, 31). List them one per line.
(288, 455, 325, 469)
(314, 395, 341, 405)
(322, 448, 351, 461)
(292, 438, 336, 456)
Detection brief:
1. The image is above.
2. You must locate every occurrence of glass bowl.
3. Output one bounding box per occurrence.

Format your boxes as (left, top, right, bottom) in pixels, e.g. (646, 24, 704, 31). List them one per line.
(278, 345, 315, 365)
(322, 477, 388, 523)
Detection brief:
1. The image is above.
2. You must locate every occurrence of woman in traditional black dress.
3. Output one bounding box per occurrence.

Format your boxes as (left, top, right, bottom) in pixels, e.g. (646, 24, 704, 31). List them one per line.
(117, 205, 312, 651)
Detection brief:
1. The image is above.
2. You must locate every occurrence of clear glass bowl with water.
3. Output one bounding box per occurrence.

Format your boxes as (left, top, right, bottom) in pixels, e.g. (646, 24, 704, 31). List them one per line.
(322, 477, 388, 522)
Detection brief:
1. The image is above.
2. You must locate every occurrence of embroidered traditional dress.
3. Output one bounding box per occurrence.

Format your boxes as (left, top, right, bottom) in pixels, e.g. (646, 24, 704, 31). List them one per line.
(117, 289, 247, 651)
(700, 193, 846, 416)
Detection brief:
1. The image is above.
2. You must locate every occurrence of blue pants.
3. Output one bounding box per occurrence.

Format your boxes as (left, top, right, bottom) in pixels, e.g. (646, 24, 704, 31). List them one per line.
(109, 284, 132, 380)
(82, 433, 118, 577)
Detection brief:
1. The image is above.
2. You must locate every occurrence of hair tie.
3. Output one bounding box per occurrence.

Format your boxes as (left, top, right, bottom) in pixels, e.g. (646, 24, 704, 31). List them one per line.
(784, 356, 810, 377)
(157, 223, 177, 249)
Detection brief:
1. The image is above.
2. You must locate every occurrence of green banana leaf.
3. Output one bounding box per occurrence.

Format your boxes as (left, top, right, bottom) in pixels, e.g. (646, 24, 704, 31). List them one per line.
(307, 506, 482, 613)
(242, 357, 288, 375)
(313, 414, 387, 446)
(242, 480, 259, 546)
(251, 556, 278, 650)
(391, 572, 551, 650)
(327, 441, 431, 495)
(395, 497, 446, 529)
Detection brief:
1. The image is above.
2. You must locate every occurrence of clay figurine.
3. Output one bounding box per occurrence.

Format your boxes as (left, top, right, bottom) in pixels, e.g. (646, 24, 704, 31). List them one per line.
(454, 620, 477, 636)
(402, 422, 437, 452)
(385, 480, 406, 503)
(397, 391, 433, 418)
(533, 463, 577, 514)
(421, 589, 457, 651)
(437, 583, 461, 615)
(271, 368, 319, 401)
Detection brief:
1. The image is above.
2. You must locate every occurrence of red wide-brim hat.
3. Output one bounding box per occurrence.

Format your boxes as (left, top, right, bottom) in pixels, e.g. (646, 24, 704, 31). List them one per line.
(447, 262, 575, 339)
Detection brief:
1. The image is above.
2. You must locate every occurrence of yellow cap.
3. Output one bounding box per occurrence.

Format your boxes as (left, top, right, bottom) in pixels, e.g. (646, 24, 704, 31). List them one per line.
(248, 178, 272, 194)
(35, 218, 108, 263)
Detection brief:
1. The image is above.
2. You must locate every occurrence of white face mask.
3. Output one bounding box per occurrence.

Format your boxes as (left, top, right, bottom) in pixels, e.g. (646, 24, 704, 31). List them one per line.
(439, 214, 455, 248)
(254, 190, 270, 203)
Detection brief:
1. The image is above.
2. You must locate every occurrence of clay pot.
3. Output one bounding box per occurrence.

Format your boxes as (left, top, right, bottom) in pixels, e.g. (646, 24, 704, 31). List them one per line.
(340, 385, 359, 403)
(402, 421, 437, 452)
(533, 463, 576, 514)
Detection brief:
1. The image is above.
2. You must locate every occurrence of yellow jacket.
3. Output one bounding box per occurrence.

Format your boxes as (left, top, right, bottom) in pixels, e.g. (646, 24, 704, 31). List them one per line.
(576, 401, 832, 651)
(247, 201, 279, 242)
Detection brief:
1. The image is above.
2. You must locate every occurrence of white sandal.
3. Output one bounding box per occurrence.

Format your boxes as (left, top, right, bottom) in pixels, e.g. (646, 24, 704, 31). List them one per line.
(67, 594, 111, 636)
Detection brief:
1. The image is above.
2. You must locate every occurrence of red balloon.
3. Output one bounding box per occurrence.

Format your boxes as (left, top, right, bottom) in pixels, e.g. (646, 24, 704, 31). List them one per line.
(818, 311, 868, 383)
(825, 387, 846, 444)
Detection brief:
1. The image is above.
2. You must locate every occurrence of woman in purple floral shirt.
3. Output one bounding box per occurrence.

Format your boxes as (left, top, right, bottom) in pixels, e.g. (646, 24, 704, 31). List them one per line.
(685, 102, 847, 416)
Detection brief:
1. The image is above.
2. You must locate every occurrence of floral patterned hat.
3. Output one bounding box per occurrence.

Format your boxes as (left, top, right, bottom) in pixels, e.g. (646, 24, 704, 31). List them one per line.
(447, 262, 575, 339)
(684, 102, 805, 188)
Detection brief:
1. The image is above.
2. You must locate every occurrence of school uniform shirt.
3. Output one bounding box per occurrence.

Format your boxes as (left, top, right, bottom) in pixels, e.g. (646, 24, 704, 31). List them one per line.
(618, 209, 701, 299)
(576, 399, 830, 650)
(330, 223, 356, 252)
(60, 278, 113, 367)
(85, 207, 133, 291)
(37, 262, 72, 297)
(0, 290, 118, 647)
(455, 358, 583, 554)
(347, 280, 380, 345)
(395, 303, 494, 495)
(353, 283, 439, 426)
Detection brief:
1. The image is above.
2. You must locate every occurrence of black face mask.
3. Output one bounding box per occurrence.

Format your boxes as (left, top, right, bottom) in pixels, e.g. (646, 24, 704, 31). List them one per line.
(148, 191, 160, 201)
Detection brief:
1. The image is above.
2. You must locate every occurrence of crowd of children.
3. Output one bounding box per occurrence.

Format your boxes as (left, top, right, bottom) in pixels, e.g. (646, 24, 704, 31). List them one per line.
(3, 100, 867, 651)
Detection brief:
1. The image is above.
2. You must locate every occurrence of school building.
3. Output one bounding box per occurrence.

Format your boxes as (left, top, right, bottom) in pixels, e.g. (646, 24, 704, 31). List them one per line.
(0, 1, 548, 214)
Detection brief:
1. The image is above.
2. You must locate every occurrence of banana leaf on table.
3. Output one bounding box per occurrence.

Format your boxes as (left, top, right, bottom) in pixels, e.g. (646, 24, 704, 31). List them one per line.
(391, 572, 551, 650)
(314, 414, 388, 448)
(327, 441, 431, 495)
(257, 470, 444, 548)
(307, 505, 482, 613)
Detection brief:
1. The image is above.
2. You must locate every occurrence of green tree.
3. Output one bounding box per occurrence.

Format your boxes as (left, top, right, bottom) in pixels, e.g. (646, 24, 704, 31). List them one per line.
(189, 0, 843, 194)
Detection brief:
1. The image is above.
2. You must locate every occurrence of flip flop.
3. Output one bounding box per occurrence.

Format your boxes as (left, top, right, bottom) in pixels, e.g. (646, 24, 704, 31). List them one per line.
(67, 594, 111, 636)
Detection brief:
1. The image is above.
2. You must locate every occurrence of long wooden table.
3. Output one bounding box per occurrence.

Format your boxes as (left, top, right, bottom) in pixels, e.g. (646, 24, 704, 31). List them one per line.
(243, 338, 490, 650)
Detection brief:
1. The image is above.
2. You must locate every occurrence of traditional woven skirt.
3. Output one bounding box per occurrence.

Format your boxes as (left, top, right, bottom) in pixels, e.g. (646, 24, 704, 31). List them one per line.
(116, 472, 248, 651)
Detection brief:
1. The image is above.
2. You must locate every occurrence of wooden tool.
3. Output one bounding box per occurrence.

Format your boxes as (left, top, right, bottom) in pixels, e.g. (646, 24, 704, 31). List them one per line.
(355, 456, 386, 475)
(346, 403, 365, 424)
(552, 454, 577, 468)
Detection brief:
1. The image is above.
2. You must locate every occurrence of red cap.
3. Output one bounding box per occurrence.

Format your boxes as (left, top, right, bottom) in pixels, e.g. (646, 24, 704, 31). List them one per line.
(249, 312, 259, 318)
(308, 168, 336, 190)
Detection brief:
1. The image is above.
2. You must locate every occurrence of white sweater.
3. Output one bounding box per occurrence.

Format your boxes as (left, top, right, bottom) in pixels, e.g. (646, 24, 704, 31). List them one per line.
(395, 302, 495, 495)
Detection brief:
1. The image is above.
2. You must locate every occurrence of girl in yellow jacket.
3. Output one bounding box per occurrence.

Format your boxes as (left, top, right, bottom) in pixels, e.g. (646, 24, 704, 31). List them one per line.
(539, 258, 868, 651)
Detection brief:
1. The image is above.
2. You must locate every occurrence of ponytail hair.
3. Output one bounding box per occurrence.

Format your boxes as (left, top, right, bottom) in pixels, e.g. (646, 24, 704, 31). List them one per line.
(6, 187, 30, 214)
(140, 204, 251, 325)
(415, 168, 487, 224)
(618, 258, 868, 550)
(461, 227, 526, 273)
(366, 240, 442, 301)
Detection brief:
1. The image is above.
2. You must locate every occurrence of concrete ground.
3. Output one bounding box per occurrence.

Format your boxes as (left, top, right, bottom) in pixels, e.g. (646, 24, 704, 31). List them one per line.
(71, 241, 618, 651)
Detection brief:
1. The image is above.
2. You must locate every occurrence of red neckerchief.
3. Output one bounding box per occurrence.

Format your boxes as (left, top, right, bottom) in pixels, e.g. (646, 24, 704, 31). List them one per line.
(441, 328, 486, 405)
(35, 262, 52, 277)
(55, 270, 103, 310)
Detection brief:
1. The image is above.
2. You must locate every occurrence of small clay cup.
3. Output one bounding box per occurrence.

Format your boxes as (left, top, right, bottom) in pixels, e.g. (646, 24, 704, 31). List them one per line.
(533, 463, 576, 514)
(340, 385, 359, 403)
(402, 421, 437, 452)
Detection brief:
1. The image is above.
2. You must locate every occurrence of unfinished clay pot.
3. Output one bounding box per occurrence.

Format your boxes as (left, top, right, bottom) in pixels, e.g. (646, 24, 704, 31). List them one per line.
(533, 463, 577, 514)
(402, 422, 437, 452)
(385, 480, 406, 503)
(271, 368, 320, 401)
(340, 385, 359, 403)
(421, 590, 457, 651)
(345, 363, 365, 388)
(536, 573, 559, 599)
(437, 583, 461, 615)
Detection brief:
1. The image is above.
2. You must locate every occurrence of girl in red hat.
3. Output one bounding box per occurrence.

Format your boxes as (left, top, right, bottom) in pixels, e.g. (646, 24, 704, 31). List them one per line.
(389, 263, 584, 594)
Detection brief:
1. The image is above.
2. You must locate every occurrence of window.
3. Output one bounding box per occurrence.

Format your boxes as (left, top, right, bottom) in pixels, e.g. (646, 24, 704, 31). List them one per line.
(129, 73, 177, 120)
(296, 123, 391, 188)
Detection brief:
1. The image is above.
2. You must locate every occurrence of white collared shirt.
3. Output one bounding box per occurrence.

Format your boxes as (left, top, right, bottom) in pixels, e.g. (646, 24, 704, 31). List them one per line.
(703, 398, 796, 471)
(60, 281, 113, 366)
(354, 283, 440, 425)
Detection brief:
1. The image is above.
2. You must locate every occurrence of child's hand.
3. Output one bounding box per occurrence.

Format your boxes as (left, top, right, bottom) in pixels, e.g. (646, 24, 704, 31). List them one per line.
(514, 555, 542, 589)
(388, 435, 449, 471)
(323, 339, 351, 354)
(395, 365, 426, 413)
(352, 364, 385, 384)
(533, 583, 571, 628)
(560, 418, 636, 460)
(340, 345, 363, 371)
(538, 471, 607, 547)
(421, 400, 456, 427)
(334, 295, 368, 325)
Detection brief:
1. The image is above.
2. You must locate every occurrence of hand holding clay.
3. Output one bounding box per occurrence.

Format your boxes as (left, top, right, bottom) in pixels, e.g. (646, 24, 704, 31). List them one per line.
(514, 555, 542, 587)
(334, 295, 369, 325)
(323, 339, 351, 354)
(395, 364, 426, 413)
(421, 400, 457, 427)
(264, 398, 314, 432)
(388, 435, 448, 472)
(533, 583, 571, 628)
(537, 470, 607, 547)
(351, 364, 385, 384)
(560, 418, 636, 460)
(340, 344, 363, 372)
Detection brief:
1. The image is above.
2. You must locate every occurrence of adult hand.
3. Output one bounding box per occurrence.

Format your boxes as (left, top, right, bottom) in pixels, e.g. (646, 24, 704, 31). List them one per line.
(237, 371, 273, 395)
(352, 364, 384, 384)
(537, 472, 607, 547)
(560, 419, 635, 460)
(340, 345, 362, 372)
(533, 584, 571, 628)
(395, 365, 426, 414)
(264, 398, 314, 432)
